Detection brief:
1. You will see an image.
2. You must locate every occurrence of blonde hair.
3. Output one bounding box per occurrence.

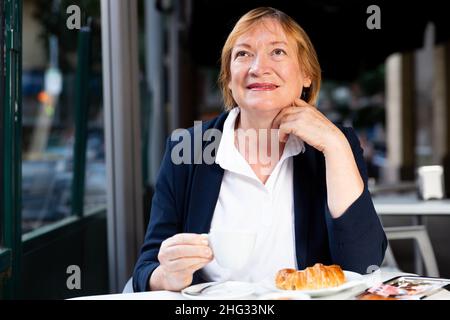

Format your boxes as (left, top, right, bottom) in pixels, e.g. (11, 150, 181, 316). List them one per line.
(218, 7, 321, 110)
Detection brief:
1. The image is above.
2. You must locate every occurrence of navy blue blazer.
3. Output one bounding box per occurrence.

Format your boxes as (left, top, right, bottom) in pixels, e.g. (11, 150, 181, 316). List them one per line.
(133, 112, 387, 292)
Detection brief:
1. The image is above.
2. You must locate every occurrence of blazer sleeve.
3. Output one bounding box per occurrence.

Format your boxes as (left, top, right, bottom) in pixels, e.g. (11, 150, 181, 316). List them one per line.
(326, 127, 388, 274)
(132, 138, 180, 292)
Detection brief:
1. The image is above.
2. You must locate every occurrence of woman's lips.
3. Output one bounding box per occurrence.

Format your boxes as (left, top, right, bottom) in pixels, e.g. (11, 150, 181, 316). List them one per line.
(247, 84, 279, 91)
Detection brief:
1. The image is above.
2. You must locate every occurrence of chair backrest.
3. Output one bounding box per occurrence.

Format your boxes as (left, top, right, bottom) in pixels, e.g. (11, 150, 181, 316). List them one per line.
(381, 243, 401, 271)
(383, 225, 440, 277)
(122, 277, 134, 293)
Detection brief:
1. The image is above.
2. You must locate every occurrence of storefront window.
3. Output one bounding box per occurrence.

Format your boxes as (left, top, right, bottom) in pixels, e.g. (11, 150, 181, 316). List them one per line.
(22, 0, 105, 233)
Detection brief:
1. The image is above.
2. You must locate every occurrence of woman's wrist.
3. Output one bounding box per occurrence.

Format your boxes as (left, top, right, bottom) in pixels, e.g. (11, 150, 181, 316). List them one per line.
(149, 265, 167, 291)
(322, 130, 348, 157)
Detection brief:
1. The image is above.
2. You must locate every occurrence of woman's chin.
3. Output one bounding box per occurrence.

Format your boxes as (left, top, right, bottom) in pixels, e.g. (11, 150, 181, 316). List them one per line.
(240, 102, 286, 113)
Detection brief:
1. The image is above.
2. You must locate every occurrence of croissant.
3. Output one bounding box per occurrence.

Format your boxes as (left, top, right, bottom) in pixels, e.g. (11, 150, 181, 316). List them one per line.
(275, 263, 346, 290)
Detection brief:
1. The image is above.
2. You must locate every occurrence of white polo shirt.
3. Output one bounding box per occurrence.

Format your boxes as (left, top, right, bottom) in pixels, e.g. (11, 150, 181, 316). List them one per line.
(202, 107, 305, 283)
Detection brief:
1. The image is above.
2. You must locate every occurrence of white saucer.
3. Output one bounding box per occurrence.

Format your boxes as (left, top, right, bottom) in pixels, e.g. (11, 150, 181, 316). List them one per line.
(182, 281, 255, 300)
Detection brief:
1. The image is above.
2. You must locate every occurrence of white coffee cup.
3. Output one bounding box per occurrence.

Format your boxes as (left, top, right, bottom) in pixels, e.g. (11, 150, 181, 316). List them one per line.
(207, 229, 256, 271)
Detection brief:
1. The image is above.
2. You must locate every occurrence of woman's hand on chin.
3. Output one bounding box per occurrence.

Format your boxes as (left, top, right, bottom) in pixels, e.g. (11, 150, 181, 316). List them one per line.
(271, 98, 346, 154)
(271, 99, 364, 218)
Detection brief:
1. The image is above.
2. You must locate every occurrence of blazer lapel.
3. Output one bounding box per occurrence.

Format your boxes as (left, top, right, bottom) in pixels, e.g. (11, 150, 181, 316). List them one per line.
(185, 112, 228, 234)
(293, 144, 318, 269)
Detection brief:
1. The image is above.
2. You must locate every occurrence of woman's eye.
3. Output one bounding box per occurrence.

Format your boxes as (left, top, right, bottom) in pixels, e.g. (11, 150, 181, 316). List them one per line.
(273, 48, 287, 56)
(235, 51, 250, 58)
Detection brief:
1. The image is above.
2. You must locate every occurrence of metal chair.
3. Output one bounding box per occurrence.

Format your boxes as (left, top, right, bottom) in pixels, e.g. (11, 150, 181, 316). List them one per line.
(383, 225, 440, 277)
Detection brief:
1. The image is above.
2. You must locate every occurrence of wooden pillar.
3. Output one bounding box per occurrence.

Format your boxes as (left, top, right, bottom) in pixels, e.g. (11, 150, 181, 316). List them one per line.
(437, 42, 450, 196)
(385, 52, 416, 183)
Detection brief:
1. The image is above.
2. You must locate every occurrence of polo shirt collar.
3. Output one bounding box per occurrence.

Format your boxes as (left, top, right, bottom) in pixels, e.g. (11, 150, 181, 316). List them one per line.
(215, 107, 305, 177)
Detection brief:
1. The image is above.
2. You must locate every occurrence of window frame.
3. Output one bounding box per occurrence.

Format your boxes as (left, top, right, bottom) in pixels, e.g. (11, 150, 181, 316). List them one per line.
(2, 0, 22, 299)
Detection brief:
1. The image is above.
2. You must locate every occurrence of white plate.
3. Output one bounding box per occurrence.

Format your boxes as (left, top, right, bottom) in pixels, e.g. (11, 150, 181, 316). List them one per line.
(258, 291, 310, 300)
(182, 281, 255, 300)
(261, 270, 365, 297)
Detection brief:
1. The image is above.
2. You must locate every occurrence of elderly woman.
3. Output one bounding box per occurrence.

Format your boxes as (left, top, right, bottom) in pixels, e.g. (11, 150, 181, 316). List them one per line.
(133, 7, 387, 292)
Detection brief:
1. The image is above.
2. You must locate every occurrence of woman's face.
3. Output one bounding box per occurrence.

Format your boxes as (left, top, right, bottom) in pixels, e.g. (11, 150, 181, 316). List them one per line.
(228, 18, 311, 113)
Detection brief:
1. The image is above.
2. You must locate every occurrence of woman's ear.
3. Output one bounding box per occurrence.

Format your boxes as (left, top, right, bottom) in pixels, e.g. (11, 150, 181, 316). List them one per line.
(303, 77, 312, 88)
(301, 69, 312, 87)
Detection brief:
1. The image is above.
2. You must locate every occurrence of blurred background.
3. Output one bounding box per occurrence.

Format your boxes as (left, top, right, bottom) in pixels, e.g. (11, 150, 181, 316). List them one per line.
(1, 0, 450, 298)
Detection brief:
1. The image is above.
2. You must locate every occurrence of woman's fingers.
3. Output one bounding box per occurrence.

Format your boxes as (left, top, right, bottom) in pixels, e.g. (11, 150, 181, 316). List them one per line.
(162, 233, 208, 249)
(272, 98, 313, 129)
(155, 233, 214, 291)
(163, 244, 213, 261)
(164, 260, 211, 288)
(294, 98, 310, 107)
(190, 260, 211, 273)
(273, 99, 325, 143)
(272, 101, 310, 130)
(278, 121, 297, 142)
(273, 109, 303, 142)
(165, 257, 213, 272)
(158, 233, 213, 272)
(272, 106, 297, 129)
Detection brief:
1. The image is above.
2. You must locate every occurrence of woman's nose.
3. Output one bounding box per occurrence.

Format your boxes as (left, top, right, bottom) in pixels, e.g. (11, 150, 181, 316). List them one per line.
(249, 54, 272, 76)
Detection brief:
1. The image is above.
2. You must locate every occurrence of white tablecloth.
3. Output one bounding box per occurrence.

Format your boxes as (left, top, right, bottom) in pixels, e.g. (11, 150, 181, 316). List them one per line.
(71, 271, 450, 300)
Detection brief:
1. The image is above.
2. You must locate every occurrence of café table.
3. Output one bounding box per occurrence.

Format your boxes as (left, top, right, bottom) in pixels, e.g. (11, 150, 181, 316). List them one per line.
(71, 270, 450, 300)
(373, 194, 450, 217)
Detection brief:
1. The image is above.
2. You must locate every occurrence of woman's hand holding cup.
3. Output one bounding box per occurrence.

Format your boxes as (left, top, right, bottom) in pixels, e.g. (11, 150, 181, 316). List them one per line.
(150, 233, 213, 291)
